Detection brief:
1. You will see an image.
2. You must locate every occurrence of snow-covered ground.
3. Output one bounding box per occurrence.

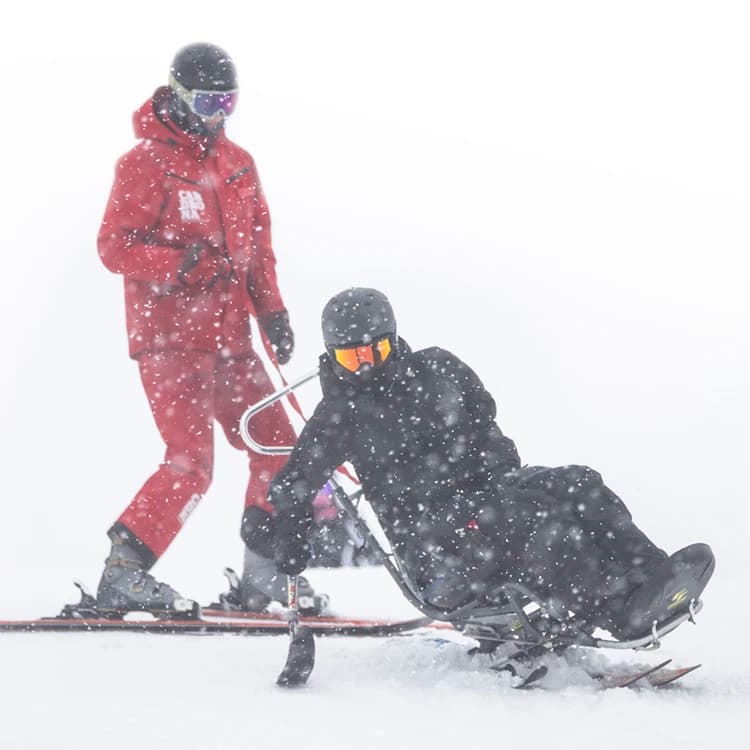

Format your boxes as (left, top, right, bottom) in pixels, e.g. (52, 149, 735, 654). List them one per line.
(1, 565, 747, 750)
(1, 2, 748, 748)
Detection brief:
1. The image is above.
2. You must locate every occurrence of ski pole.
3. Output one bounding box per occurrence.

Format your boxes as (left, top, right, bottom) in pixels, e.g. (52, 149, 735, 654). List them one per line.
(276, 574, 315, 687)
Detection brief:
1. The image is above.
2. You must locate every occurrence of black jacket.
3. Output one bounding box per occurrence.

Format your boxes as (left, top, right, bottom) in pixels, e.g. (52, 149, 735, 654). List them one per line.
(269, 339, 521, 561)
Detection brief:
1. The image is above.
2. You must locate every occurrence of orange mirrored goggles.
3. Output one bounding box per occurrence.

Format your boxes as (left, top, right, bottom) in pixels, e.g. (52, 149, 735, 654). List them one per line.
(332, 336, 393, 373)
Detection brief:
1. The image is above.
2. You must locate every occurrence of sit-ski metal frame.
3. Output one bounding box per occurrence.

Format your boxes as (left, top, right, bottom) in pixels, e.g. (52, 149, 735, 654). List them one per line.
(239, 370, 702, 653)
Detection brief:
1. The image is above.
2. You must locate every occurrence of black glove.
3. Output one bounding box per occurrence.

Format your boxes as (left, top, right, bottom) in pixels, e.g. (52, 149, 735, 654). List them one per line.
(178, 243, 231, 289)
(273, 513, 311, 576)
(240, 506, 275, 559)
(260, 310, 295, 365)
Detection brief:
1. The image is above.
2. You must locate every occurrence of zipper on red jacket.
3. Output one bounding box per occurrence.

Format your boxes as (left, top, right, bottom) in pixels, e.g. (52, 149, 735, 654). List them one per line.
(208, 154, 238, 353)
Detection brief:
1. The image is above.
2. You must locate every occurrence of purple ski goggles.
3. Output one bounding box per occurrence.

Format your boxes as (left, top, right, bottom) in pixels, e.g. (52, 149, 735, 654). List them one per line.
(169, 74, 238, 118)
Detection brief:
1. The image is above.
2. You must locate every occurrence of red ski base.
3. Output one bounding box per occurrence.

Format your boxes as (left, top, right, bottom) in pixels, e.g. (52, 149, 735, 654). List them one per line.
(0, 611, 436, 636)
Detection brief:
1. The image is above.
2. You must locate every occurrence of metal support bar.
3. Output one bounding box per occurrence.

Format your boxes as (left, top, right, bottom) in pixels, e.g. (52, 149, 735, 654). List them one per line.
(238, 368, 320, 455)
(329, 482, 482, 622)
(496, 584, 545, 644)
(590, 600, 703, 650)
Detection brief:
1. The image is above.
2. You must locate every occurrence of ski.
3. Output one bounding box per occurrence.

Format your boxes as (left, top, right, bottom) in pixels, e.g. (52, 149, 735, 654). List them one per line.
(0, 612, 434, 636)
(646, 663, 701, 687)
(512, 659, 702, 690)
(506, 664, 549, 689)
(590, 659, 701, 689)
(601, 658, 673, 688)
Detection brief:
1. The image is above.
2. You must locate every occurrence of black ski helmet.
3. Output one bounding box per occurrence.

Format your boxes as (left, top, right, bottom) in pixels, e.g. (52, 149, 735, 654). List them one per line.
(322, 288, 398, 387)
(170, 43, 237, 92)
(167, 43, 238, 135)
(322, 288, 396, 347)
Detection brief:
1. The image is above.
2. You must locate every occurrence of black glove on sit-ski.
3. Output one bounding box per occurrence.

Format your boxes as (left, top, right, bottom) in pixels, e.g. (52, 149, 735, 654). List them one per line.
(273, 513, 311, 576)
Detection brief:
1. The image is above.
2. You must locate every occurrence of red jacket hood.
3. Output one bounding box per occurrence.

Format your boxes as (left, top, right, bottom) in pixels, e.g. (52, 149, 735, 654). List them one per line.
(132, 86, 227, 158)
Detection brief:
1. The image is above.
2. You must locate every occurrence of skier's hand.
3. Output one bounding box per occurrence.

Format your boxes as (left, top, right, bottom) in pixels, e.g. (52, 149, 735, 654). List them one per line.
(178, 243, 231, 289)
(273, 514, 311, 575)
(241, 506, 276, 559)
(260, 310, 295, 365)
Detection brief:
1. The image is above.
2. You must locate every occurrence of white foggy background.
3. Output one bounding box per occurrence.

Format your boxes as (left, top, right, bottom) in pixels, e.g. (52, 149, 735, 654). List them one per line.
(1, 0, 747, 613)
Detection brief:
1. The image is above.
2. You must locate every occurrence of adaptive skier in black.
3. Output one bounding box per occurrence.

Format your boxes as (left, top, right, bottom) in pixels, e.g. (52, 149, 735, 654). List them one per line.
(265, 288, 715, 639)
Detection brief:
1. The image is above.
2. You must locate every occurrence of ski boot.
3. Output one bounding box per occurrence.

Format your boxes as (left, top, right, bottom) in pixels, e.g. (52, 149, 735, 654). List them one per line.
(213, 549, 330, 616)
(612, 542, 715, 640)
(215, 568, 331, 616)
(213, 567, 274, 612)
(96, 537, 198, 618)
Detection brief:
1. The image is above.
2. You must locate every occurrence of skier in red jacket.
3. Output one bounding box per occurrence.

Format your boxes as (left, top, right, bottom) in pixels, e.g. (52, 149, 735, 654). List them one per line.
(96, 42, 324, 615)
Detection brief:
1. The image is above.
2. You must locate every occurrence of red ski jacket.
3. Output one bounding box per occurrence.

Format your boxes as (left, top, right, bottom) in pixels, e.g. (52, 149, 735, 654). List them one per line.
(98, 87, 286, 359)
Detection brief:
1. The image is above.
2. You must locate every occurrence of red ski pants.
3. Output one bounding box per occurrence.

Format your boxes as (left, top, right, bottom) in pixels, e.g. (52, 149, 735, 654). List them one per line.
(116, 349, 296, 560)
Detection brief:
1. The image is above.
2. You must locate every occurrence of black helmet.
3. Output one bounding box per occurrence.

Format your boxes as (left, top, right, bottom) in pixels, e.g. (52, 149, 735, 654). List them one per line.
(170, 43, 237, 92)
(167, 43, 238, 135)
(322, 288, 398, 388)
